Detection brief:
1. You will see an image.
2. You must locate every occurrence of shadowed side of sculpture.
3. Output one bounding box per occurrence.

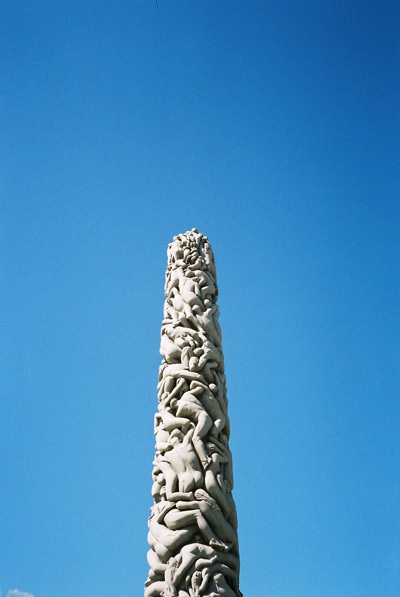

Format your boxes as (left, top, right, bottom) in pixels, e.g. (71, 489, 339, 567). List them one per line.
(145, 229, 241, 597)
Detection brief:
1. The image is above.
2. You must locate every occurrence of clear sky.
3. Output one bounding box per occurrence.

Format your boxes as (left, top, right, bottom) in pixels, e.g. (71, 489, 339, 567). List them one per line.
(1, 1, 399, 596)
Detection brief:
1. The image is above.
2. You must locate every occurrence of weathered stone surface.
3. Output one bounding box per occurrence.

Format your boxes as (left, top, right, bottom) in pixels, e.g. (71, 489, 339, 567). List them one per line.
(145, 229, 241, 597)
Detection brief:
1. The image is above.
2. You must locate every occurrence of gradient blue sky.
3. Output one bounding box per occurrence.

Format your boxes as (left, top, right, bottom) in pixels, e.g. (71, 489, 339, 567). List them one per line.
(1, 2, 399, 596)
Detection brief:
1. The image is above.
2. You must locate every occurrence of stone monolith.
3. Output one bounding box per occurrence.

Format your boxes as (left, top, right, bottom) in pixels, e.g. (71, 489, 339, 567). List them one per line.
(145, 229, 241, 597)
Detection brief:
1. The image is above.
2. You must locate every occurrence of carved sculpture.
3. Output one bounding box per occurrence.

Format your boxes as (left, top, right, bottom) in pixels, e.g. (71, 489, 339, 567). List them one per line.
(145, 229, 242, 597)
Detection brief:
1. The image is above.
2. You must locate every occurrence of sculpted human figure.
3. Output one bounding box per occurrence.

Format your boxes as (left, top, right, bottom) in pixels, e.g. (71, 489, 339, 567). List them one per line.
(188, 339, 223, 383)
(144, 580, 166, 597)
(207, 434, 234, 491)
(159, 378, 188, 407)
(196, 339, 223, 369)
(175, 490, 238, 554)
(209, 373, 229, 433)
(177, 271, 204, 311)
(159, 339, 200, 375)
(169, 287, 201, 329)
(190, 566, 238, 597)
(160, 327, 203, 366)
(194, 300, 221, 347)
(169, 385, 212, 469)
(156, 400, 192, 435)
(154, 416, 170, 455)
(202, 242, 216, 278)
(147, 501, 196, 562)
(204, 572, 239, 597)
(163, 542, 239, 593)
(164, 265, 183, 298)
(160, 332, 182, 363)
(146, 548, 167, 584)
(204, 442, 237, 528)
(190, 380, 226, 437)
(187, 570, 209, 596)
(191, 268, 217, 301)
(153, 495, 231, 553)
(151, 471, 166, 503)
(167, 237, 183, 263)
(162, 325, 201, 345)
(157, 429, 203, 500)
(164, 295, 200, 330)
(157, 363, 206, 399)
(160, 324, 223, 381)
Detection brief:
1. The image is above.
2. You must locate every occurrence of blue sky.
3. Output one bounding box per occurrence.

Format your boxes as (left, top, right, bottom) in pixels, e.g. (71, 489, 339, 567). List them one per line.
(1, 1, 399, 595)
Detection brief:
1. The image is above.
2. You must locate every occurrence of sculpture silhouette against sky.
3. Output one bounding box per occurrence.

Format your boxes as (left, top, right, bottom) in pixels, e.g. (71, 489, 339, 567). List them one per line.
(145, 229, 241, 597)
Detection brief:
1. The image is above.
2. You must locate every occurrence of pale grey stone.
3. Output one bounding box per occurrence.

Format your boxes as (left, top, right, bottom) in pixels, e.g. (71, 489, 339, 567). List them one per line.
(145, 230, 241, 596)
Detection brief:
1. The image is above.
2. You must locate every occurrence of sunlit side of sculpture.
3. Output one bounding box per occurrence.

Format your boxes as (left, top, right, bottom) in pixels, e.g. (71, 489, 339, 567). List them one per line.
(145, 229, 241, 597)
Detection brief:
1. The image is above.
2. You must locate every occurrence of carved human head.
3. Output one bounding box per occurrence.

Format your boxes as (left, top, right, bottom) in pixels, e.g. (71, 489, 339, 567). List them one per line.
(169, 398, 178, 411)
(206, 442, 217, 455)
(169, 429, 184, 445)
(189, 571, 202, 595)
